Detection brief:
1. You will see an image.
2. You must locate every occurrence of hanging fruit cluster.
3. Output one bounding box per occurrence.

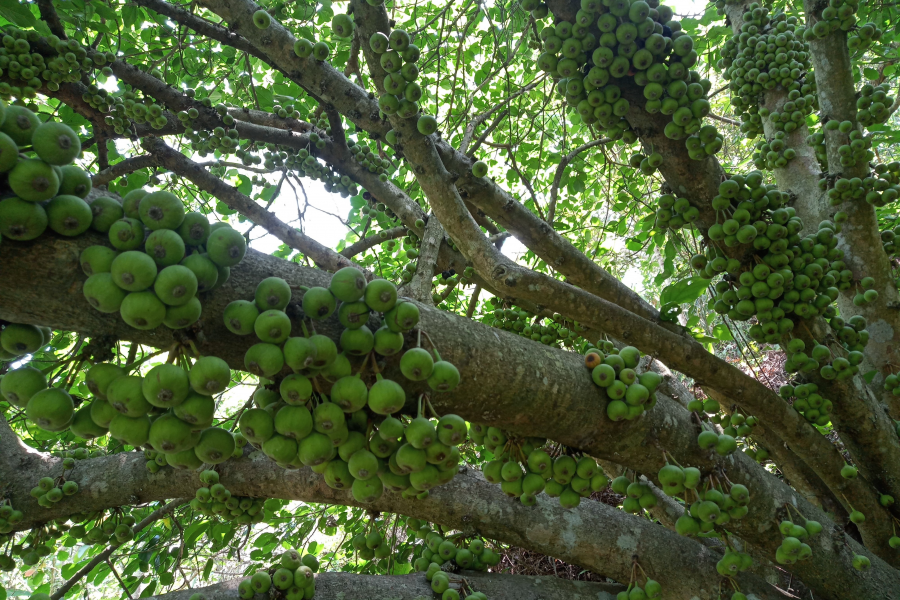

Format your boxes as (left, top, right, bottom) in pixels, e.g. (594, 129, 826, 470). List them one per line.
(236, 548, 318, 600)
(857, 83, 894, 127)
(808, 0, 859, 37)
(80, 187, 246, 331)
(227, 269, 465, 504)
(610, 472, 659, 513)
(822, 162, 900, 208)
(533, 0, 720, 153)
(774, 512, 822, 565)
(0, 102, 100, 244)
(190, 469, 266, 524)
(584, 343, 662, 421)
(365, 26, 432, 133)
(718, 7, 816, 146)
(614, 559, 663, 600)
(668, 468, 752, 535)
(484, 300, 591, 350)
(847, 22, 884, 53)
(475, 428, 608, 509)
(409, 520, 501, 574)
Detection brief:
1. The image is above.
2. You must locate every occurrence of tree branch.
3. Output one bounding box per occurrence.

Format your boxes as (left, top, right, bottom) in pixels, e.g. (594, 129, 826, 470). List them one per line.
(405, 215, 445, 304)
(92, 155, 161, 188)
(50, 498, 187, 600)
(36, 0, 67, 39)
(339, 226, 407, 259)
(136, 569, 626, 600)
(547, 137, 609, 226)
(142, 137, 361, 274)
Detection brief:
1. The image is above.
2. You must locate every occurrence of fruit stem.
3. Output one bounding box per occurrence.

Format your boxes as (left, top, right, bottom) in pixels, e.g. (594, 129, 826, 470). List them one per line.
(300, 320, 311, 338)
(425, 396, 440, 420)
(369, 352, 381, 375)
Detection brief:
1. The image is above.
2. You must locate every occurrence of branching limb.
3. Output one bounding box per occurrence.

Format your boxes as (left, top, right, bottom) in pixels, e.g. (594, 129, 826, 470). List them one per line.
(142, 137, 362, 274)
(340, 226, 407, 259)
(92, 154, 161, 188)
(405, 215, 445, 304)
(547, 137, 609, 226)
(50, 498, 187, 600)
(37, 0, 67, 39)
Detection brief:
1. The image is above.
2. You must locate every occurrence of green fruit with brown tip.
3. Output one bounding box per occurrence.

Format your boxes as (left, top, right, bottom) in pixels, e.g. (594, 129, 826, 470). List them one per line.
(281, 337, 316, 372)
(177, 212, 210, 246)
(107, 375, 152, 417)
(340, 325, 374, 355)
(374, 326, 404, 356)
(313, 400, 345, 433)
(145, 229, 186, 267)
(164, 297, 202, 329)
(385, 301, 419, 332)
(338, 300, 369, 330)
(224, 300, 259, 335)
(244, 342, 285, 377)
(163, 296, 203, 329)
(181, 253, 219, 292)
(330, 267, 367, 302)
(122, 189, 148, 219)
(189, 356, 231, 395)
(400, 347, 434, 381)
(167, 447, 203, 470)
(0, 197, 47, 240)
(471, 160, 488, 178)
(309, 334, 337, 367)
(45, 194, 92, 236)
(174, 391, 215, 427)
(87, 196, 124, 233)
(148, 413, 195, 454)
(1, 104, 40, 145)
(139, 191, 185, 231)
(240, 407, 275, 444)
(0, 131, 17, 172)
(142, 363, 190, 408)
(280, 373, 312, 404)
(154, 265, 198, 306)
(368, 377, 406, 415)
(299, 432, 334, 466)
(111, 251, 158, 292)
(108, 218, 146, 251)
(364, 279, 397, 312)
(437, 414, 466, 445)
(108, 413, 151, 446)
(254, 309, 291, 343)
(121, 291, 166, 330)
(86, 363, 126, 398)
(253, 9, 271, 28)
(1, 323, 43, 356)
(331, 375, 368, 412)
(255, 277, 291, 311)
(26, 387, 74, 431)
(83, 273, 128, 313)
(1, 365, 47, 407)
(302, 287, 336, 320)
(32, 121, 81, 165)
(78, 245, 119, 277)
(89, 398, 118, 428)
(194, 427, 236, 464)
(275, 404, 313, 439)
(263, 433, 299, 463)
(207, 226, 247, 267)
(70, 405, 108, 439)
(405, 416, 436, 449)
(58, 165, 92, 198)
(428, 361, 460, 392)
(9, 159, 60, 202)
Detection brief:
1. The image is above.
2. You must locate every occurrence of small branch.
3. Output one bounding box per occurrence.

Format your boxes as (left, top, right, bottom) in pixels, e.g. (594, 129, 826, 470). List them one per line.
(142, 137, 364, 274)
(467, 109, 508, 158)
(405, 215, 445, 304)
(340, 226, 407, 258)
(465, 284, 482, 318)
(51, 498, 187, 600)
(547, 137, 609, 226)
(505, 146, 544, 221)
(37, 0, 67, 39)
(708, 112, 740, 126)
(92, 154, 161, 188)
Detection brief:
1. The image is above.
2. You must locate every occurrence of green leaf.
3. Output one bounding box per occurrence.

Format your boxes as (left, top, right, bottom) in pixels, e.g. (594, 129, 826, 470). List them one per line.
(863, 370, 878, 384)
(863, 67, 879, 81)
(202, 558, 213, 580)
(711, 323, 733, 341)
(0, 2, 50, 35)
(659, 277, 709, 307)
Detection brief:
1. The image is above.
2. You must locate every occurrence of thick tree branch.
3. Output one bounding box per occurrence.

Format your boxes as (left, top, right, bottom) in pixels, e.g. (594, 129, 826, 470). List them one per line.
(144, 570, 626, 600)
(37, 0, 67, 39)
(405, 215, 445, 304)
(2, 234, 897, 598)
